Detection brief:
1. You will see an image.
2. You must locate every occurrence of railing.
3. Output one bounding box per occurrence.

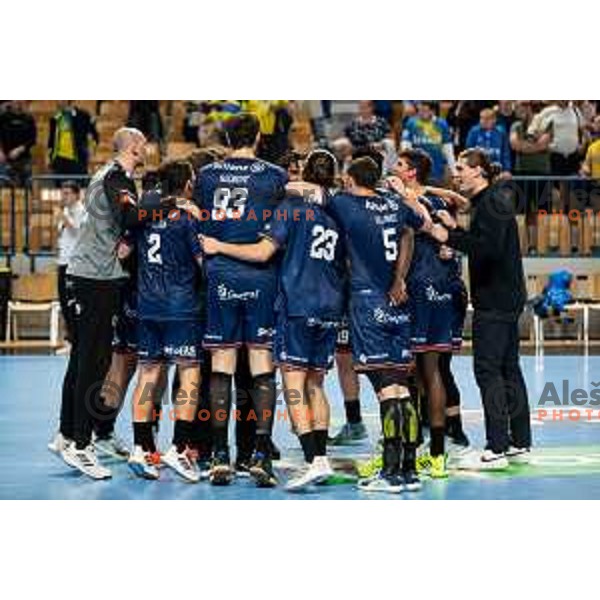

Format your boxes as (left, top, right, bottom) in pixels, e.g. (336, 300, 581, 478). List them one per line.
(1, 174, 600, 272)
(0, 176, 17, 264)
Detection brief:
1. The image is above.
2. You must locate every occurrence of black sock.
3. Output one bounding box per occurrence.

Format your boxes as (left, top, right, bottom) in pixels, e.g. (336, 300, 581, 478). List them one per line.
(93, 396, 119, 439)
(344, 399, 362, 424)
(380, 399, 402, 475)
(446, 414, 463, 437)
(252, 371, 276, 438)
(430, 426, 445, 457)
(313, 429, 328, 457)
(299, 432, 316, 464)
(210, 372, 232, 454)
(173, 419, 194, 453)
(152, 400, 162, 433)
(402, 444, 417, 472)
(255, 433, 271, 456)
(133, 422, 156, 453)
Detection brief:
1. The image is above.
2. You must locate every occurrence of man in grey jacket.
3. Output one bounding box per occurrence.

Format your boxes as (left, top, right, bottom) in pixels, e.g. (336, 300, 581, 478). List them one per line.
(50, 128, 152, 479)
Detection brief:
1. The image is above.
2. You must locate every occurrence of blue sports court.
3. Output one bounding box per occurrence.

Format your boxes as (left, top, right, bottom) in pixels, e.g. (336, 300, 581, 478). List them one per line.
(2, 353, 600, 500)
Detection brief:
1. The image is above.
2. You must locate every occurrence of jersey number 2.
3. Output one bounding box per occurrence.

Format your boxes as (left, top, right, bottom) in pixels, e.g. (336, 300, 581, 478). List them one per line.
(310, 225, 338, 261)
(147, 233, 162, 264)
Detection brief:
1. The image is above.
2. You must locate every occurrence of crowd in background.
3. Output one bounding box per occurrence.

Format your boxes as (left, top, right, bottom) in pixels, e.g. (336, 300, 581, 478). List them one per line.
(1, 100, 600, 186)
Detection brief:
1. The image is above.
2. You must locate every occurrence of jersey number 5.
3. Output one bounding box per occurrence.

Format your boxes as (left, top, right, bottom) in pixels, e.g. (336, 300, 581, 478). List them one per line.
(147, 232, 162, 264)
(383, 227, 398, 261)
(310, 224, 338, 261)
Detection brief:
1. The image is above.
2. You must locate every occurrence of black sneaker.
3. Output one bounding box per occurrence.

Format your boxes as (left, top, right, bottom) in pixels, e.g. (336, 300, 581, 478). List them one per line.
(249, 451, 278, 488)
(209, 450, 234, 486)
(235, 455, 252, 477)
(402, 470, 422, 492)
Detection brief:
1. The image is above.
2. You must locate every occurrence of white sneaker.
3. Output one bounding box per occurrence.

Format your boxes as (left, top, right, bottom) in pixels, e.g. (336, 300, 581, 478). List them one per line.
(312, 456, 334, 484)
(506, 446, 531, 464)
(479, 449, 509, 470)
(162, 445, 200, 483)
(447, 446, 481, 470)
(94, 432, 130, 459)
(128, 445, 160, 480)
(48, 432, 69, 455)
(285, 457, 334, 492)
(61, 442, 112, 479)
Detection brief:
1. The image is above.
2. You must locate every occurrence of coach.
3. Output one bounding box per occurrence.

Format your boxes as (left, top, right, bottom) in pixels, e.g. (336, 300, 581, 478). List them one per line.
(56, 128, 159, 479)
(432, 148, 531, 469)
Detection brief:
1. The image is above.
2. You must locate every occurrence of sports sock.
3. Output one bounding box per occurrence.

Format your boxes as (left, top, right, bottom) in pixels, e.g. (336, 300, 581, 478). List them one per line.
(255, 433, 271, 456)
(299, 431, 316, 464)
(380, 398, 402, 475)
(173, 419, 194, 453)
(430, 426, 445, 457)
(92, 395, 119, 439)
(210, 372, 232, 453)
(252, 371, 276, 438)
(402, 444, 417, 473)
(344, 399, 362, 425)
(133, 422, 156, 453)
(313, 429, 328, 457)
(400, 398, 419, 471)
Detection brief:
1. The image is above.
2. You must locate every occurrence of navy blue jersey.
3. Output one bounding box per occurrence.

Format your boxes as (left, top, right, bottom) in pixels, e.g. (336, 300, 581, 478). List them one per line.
(327, 191, 424, 294)
(408, 193, 453, 290)
(136, 209, 203, 320)
(264, 195, 345, 319)
(194, 156, 288, 281)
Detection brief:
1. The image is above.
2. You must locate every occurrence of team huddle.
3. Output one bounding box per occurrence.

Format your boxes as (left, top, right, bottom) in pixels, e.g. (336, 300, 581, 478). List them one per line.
(49, 113, 487, 494)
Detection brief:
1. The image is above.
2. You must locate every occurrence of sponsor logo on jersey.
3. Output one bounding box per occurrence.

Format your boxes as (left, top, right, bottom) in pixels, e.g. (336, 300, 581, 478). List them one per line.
(217, 284, 259, 302)
(425, 284, 452, 303)
(373, 307, 410, 325)
(256, 327, 274, 339)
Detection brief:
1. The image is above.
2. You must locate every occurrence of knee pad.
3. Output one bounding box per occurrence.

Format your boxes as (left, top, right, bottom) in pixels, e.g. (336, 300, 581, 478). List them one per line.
(380, 399, 402, 440)
(252, 371, 276, 391)
(210, 372, 232, 410)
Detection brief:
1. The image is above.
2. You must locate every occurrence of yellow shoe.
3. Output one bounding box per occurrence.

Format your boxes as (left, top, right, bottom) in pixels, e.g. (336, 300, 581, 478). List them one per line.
(429, 454, 448, 479)
(357, 454, 382, 479)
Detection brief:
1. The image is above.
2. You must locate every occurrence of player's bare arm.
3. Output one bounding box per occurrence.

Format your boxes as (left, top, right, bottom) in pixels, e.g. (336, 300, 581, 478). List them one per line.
(388, 226, 414, 306)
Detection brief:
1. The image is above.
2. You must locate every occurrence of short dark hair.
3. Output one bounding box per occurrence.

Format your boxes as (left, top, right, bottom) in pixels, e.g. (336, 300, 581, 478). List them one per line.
(221, 112, 260, 149)
(398, 148, 432, 184)
(347, 157, 380, 190)
(141, 170, 160, 192)
(302, 150, 336, 188)
(352, 146, 384, 180)
(419, 100, 438, 113)
(61, 181, 80, 194)
(158, 160, 194, 197)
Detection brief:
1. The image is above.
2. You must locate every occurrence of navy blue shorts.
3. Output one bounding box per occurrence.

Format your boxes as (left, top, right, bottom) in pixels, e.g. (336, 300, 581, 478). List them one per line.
(349, 290, 413, 371)
(409, 283, 453, 353)
(335, 316, 352, 353)
(204, 273, 276, 349)
(450, 281, 468, 351)
(138, 319, 204, 364)
(113, 303, 138, 353)
(274, 313, 338, 371)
